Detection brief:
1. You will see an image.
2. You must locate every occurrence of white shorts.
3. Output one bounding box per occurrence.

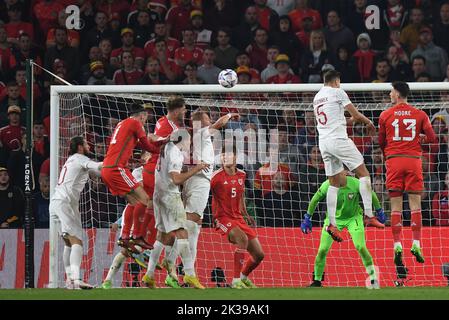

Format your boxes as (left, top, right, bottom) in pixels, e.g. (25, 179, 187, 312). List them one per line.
(49, 199, 83, 240)
(132, 166, 143, 183)
(182, 175, 210, 218)
(153, 191, 187, 233)
(319, 138, 364, 177)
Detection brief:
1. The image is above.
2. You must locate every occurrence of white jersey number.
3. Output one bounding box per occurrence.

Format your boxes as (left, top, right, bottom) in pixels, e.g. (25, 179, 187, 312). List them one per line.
(316, 105, 328, 125)
(57, 165, 68, 185)
(231, 187, 237, 198)
(110, 123, 123, 145)
(392, 118, 416, 141)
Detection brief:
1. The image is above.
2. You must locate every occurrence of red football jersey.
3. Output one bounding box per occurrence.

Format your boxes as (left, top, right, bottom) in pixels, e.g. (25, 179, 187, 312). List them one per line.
(113, 69, 144, 85)
(103, 118, 147, 168)
(147, 116, 178, 165)
(144, 38, 180, 59)
(378, 103, 437, 158)
(174, 46, 204, 66)
(266, 73, 301, 84)
(211, 168, 246, 220)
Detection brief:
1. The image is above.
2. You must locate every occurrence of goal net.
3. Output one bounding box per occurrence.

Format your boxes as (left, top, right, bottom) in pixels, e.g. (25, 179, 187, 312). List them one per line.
(49, 83, 449, 288)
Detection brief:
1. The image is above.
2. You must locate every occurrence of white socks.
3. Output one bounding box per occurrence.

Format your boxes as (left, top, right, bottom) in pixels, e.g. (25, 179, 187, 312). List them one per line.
(394, 242, 402, 250)
(176, 239, 195, 277)
(146, 240, 164, 277)
(186, 220, 201, 264)
(105, 251, 126, 282)
(70, 244, 83, 281)
(413, 240, 420, 248)
(359, 176, 373, 217)
(166, 240, 178, 266)
(63, 246, 71, 280)
(326, 186, 339, 226)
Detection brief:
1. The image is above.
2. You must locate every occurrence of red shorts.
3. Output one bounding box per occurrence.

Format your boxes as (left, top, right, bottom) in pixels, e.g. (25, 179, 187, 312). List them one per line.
(385, 157, 424, 194)
(101, 167, 139, 196)
(142, 162, 156, 198)
(215, 217, 257, 241)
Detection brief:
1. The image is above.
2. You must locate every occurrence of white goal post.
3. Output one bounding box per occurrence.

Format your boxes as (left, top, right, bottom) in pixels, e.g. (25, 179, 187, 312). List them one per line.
(49, 82, 449, 289)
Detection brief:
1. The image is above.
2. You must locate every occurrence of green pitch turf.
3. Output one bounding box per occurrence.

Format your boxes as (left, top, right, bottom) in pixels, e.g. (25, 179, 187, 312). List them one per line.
(0, 287, 448, 300)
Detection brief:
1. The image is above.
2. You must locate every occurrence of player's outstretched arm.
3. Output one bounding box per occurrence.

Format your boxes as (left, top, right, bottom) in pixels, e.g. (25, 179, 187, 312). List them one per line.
(170, 162, 210, 185)
(346, 104, 376, 135)
(210, 113, 240, 131)
(302, 184, 327, 234)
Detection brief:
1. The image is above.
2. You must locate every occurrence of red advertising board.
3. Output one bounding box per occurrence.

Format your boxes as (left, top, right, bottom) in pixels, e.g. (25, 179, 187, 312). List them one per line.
(0, 227, 448, 288)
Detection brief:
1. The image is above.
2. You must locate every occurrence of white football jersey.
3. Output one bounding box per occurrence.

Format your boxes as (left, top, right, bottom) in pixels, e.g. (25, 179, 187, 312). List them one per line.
(155, 142, 184, 194)
(52, 153, 101, 204)
(313, 86, 352, 140)
(192, 127, 214, 179)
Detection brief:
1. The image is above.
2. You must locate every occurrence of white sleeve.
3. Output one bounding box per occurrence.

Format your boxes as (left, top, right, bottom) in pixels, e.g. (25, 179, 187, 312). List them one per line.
(167, 148, 183, 174)
(79, 155, 102, 172)
(337, 88, 352, 107)
(202, 127, 212, 139)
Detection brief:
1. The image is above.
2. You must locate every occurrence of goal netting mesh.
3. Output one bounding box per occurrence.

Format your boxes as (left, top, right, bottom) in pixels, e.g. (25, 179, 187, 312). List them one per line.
(50, 84, 449, 288)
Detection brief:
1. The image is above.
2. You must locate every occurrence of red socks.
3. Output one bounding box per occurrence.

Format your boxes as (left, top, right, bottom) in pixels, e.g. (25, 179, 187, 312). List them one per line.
(391, 211, 402, 243)
(144, 209, 156, 245)
(132, 203, 147, 238)
(411, 210, 422, 242)
(121, 205, 134, 239)
(234, 249, 245, 278)
(242, 257, 261, 277)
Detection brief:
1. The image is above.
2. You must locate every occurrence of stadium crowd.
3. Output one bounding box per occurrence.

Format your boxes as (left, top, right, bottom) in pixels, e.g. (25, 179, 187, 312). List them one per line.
(1, 0, 449, 229)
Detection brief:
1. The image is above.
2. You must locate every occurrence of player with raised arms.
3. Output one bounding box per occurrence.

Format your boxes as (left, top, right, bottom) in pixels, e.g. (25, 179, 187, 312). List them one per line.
(378, 81, 437, 266)
(101, 103, 164, 252)
(142, 129, 209, 289)
(182, 109, 239, 271)
(313, 70, 384, 242)
(49, 136, 102, 289)
(301, 171, 386, 289)
(211, 145, 264, 289)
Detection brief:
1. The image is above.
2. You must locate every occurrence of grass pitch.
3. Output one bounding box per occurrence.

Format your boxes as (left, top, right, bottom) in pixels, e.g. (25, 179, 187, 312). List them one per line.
(0, 287, 448, 300)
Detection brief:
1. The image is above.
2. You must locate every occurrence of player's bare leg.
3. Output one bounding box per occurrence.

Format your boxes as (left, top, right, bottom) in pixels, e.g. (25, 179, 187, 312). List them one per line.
(390, 195, 405, 265)
(64, 234, 94, 290)
(242, 238, 264, 288)
(228, 227, 249, 289)
(409, 193, 425, 263)
(354, 164, 384, 228)
(174, 228, 204, 289)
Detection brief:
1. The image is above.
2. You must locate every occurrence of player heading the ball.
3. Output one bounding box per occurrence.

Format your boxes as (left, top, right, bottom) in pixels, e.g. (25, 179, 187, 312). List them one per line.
(378, 81, 437, 266)
(101, 103, 166, 251)
(49, 136, 102, 289)
(313, 70, 385, 242)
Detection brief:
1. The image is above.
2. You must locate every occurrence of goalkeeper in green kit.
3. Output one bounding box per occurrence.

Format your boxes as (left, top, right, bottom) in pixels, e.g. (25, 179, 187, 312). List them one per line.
(301, 173, 387, 289)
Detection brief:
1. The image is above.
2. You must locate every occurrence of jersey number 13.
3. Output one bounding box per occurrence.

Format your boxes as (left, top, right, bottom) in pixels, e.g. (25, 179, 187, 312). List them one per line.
(391, 118, 416, 141)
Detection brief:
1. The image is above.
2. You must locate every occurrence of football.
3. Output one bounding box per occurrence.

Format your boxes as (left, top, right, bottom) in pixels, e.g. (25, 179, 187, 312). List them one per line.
(218, 69, 238, 88)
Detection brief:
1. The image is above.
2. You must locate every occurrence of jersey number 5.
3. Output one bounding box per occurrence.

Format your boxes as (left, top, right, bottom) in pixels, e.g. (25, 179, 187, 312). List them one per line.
(231, 187, 236, 198)
(392, 118, 416, 141)
(316, 105, 328, 125)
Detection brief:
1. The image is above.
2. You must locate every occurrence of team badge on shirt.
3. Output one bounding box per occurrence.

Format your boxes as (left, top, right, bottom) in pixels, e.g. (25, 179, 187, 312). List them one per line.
(348, 193, 354, 200)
